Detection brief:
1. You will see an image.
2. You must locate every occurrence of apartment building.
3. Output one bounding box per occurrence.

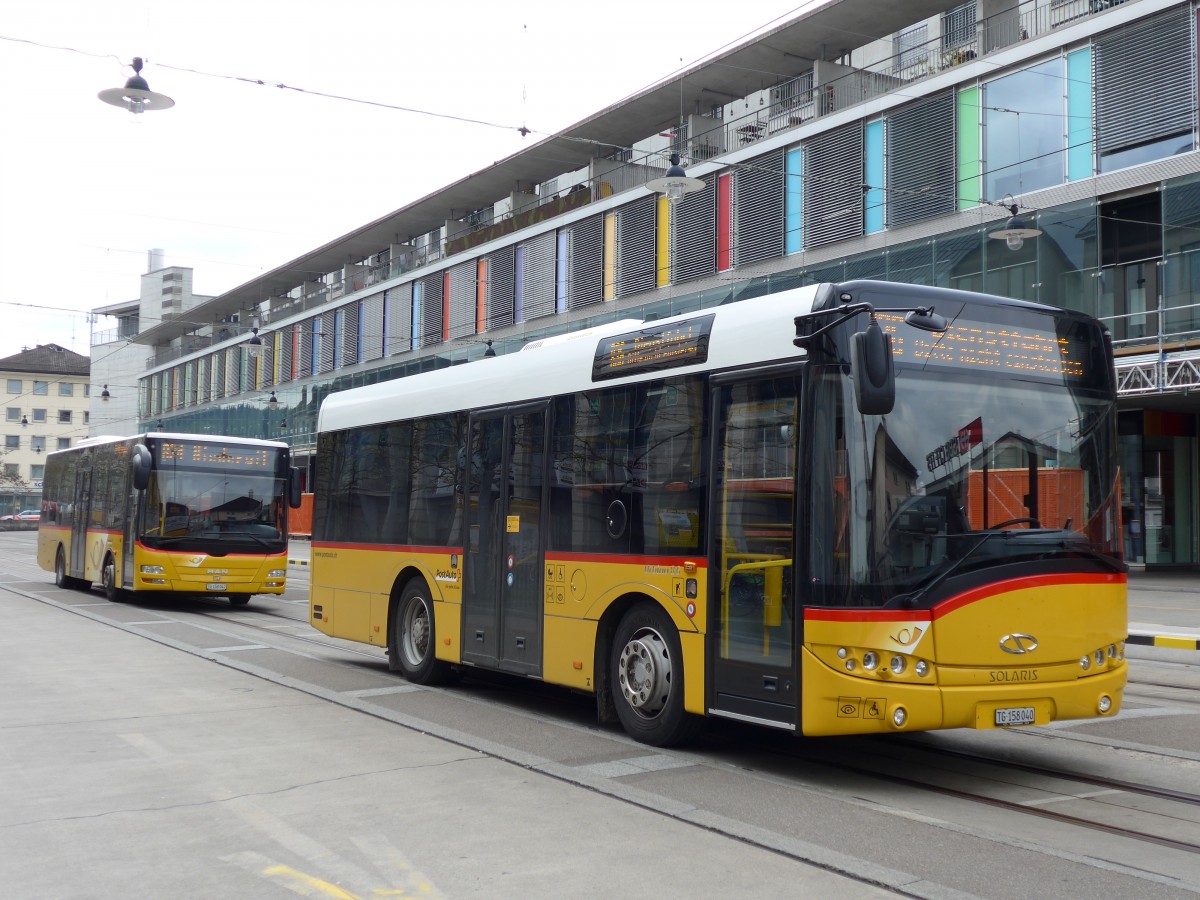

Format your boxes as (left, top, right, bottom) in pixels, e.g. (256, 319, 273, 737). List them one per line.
(0, 343, 90, 511)
(134, 0, 1200, 566)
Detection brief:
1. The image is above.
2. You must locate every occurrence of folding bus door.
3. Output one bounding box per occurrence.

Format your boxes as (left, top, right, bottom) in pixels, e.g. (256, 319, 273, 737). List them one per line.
(461, 404, 548, 676)
(708, 373, 801, 729)
(69, 458, 91, 579)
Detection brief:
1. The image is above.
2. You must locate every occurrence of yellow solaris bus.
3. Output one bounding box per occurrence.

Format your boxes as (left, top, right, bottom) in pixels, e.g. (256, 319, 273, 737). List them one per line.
(311, 280, 1127, 746)
(39, 432, 302, 605)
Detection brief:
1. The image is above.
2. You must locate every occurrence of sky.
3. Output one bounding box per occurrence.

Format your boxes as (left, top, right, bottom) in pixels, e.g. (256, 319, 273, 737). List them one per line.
(0, 1, 816, 363)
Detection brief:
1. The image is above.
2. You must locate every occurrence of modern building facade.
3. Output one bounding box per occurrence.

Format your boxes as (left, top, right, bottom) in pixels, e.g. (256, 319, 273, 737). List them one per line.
(0, 343, 90, 513)
(136, 0, 1200, 567)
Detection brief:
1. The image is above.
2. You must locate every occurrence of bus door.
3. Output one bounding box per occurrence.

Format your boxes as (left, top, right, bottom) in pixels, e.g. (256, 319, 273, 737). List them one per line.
(461, 404, 548, 676)
(69, 457, 91, 578)
(708, 373, 801, 729)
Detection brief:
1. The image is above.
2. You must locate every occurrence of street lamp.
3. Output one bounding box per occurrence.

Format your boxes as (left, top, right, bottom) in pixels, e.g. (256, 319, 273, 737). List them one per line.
(98, 57, 175, 115)
(989, 199, 1042, 251)
(646, 153, 705, 204)
(246, 326, 263, 359)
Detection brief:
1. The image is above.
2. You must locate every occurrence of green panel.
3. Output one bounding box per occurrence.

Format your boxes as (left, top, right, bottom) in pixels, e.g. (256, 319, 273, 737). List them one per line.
(957, 87, 980, 210)
(1067, 48, 1093, 181)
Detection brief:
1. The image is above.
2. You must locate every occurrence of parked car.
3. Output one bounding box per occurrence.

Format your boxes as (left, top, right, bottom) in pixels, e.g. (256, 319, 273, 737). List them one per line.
(1, 509, 39, 529)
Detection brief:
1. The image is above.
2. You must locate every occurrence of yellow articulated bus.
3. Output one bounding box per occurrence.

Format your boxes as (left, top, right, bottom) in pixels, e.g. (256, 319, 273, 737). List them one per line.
(310, 280, 1127, 746)
(39, 432, 302, 605)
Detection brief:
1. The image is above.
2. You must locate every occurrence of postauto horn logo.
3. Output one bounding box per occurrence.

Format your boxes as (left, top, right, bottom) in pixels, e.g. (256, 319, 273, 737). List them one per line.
(999, 633, 1038, 655)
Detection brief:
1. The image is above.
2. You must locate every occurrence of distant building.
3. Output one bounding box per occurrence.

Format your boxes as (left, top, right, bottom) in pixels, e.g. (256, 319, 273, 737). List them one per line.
(90, 249, 213, 436)
(0, 343, 90, 511)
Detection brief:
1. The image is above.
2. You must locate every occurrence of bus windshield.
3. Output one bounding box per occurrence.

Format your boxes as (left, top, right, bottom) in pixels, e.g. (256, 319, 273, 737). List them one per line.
(139, 440, 288, 553)
(809, 316, 1121, 608)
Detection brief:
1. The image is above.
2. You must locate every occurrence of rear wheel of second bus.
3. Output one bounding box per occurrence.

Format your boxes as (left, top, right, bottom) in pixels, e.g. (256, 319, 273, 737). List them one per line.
(392, 580, 459, 685)
(611, 603, 701, 747)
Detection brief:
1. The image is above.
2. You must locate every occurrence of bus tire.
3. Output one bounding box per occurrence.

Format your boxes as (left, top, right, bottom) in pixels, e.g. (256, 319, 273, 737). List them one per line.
(228, 595, 251, 606)
(102, 555, 125, 603)
(54, 547, 76, 589)
(391, 580, 459, 685)
(611, 603, 700, 747)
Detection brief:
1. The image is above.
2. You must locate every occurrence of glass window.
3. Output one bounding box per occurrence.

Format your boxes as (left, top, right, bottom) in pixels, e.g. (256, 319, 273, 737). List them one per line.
(6, 379, 19, 394)
(30, 437, 44, 453)
(58, 383, 73, 396)
(84, 411, 90, 425)
(5, 408, 19, 423)
(4, 435, 17, 449)
(30, 464, 44, 480)
(32, 381, 48, 396)
(56, 438, 70, 451)
(32, 409, 46, 423)
(84, 384, 90, 397)
(984, 59, 1066, 200)
(3, 464, 17, 477)
(58, 410, 72, 424)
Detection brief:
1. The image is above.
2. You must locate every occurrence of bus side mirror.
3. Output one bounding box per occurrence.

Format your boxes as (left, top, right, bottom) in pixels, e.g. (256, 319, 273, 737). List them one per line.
(131, 444, 152, 492)
(851, 319, 895, 416)
(288, 467, 302, 509)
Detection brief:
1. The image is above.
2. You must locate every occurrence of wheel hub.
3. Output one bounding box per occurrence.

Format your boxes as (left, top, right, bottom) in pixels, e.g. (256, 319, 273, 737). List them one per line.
(618, 630, 671, 716)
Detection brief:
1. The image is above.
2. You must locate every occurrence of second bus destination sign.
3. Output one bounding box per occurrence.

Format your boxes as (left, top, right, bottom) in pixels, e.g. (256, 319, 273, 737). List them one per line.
(593, 314, 715, 381)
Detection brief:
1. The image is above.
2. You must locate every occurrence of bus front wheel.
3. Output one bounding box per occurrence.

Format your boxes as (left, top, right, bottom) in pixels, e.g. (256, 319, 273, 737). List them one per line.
(391, 581, 459, 685)
(54, 548, 76, 589)
(102, 556, 125, 603)
(611, 603, 700, 747)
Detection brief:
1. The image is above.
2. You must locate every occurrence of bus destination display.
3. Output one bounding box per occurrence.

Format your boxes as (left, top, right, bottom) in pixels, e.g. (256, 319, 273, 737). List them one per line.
(593, 314, 714, 381)
(877, 311, 1091, 382)
(159, 441, 276, 471)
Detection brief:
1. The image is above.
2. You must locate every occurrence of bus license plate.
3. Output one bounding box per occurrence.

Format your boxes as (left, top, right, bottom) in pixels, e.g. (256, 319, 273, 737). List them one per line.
(995, 706, 1035, 727)
(206, 583, 228, 592)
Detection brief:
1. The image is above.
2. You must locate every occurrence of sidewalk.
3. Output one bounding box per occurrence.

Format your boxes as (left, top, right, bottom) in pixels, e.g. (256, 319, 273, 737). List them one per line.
(1127, 568, 1200, 651)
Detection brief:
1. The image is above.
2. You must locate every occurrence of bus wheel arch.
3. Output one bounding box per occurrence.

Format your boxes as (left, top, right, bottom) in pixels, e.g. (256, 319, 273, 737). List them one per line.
(603, 595, 700, 747)
(388, 572, 459, 685)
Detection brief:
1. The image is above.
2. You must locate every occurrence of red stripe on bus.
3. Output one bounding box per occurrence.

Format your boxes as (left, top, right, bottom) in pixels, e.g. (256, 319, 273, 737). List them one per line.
(545, 551, 708, 569)
(805, 572, 1126, 623)
(312, 541, 464, 555)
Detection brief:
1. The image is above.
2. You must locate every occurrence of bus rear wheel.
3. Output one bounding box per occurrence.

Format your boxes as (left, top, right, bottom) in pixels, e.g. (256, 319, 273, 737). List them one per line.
(102, 556, 125, 603)
(611, 603, 700, 747)
(228, 595, 251, 606)
(391, 581, 458, 685)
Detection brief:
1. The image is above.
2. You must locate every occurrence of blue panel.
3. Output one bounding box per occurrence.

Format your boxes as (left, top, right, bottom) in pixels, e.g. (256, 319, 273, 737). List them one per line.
(786, 147, 803, 254)
(556, 231, 568, 313)
(1067, 48, 1093, 182)
(865, 121, 885, 234)
(412, 282, 422, 350)
(515, 245, 525, 323)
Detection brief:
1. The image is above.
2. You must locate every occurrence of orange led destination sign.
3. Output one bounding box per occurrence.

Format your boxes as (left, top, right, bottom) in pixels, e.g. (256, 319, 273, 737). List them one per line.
(593, 313, 715, 381)
(876, 311, 1088, 381)
(158, 441, 275, 471)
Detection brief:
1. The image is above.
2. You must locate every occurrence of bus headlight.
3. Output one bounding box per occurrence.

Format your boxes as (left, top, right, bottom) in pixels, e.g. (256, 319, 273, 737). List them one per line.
(914, 660, 929, 677)
(891, 706, 908, 728)
(268, 569, 286, 578)
(889, 655, 906, 675)
(1080, 655, 1091, 671)
(140, 565, 164, 575)
(1094, 649, 1105, 667)
(1098, 695, 1113, 714)
(861, 651, 879, 671)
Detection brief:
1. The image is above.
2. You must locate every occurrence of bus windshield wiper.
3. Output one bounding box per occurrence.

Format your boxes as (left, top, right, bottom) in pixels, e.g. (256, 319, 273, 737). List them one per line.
(897, 532, 998, 608)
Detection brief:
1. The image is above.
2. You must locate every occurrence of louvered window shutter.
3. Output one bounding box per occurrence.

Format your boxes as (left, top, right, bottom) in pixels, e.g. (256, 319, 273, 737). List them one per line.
(488, 246, 515, 329)
(568, 217, 605, 309)
(888, 93, 955, 227)
(673, 177, 717, 283)
(804, 125, 865, 248)
(522, 232, 557, 320)
(617, 196, 657, 297)
(734, 150, 785, 267)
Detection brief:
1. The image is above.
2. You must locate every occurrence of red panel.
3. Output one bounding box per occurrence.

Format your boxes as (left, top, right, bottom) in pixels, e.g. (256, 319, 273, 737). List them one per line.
(718, 173, 732, 271)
